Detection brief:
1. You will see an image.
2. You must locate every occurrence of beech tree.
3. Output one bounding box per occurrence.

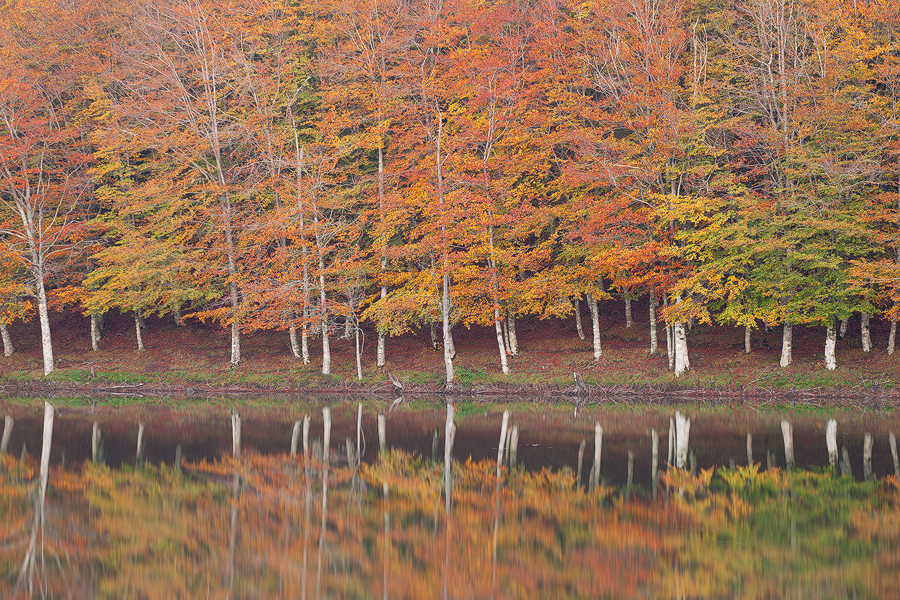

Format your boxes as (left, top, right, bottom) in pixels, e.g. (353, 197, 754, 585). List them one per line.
(0, 1, 93, 375)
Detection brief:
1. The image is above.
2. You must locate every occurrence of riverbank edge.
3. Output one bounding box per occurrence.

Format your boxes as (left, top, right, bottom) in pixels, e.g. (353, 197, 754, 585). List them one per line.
(2, 376, 898, 409)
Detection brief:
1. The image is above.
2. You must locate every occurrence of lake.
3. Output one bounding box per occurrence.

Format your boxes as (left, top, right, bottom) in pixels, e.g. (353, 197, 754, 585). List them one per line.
(1, 396, 898, 599)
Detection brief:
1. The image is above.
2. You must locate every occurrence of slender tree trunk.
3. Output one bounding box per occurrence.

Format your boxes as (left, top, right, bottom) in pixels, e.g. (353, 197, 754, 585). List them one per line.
(574, 297, 585, 340)
(839, 317, 849, 339)
(289, 323, 301, 359)
(506, 310, 518, 356)
(587, 293, 602, 361)
(624, 297, 633, 328)
(673, 296, 690, 377)
(135, 311, 144, 352)
(779, 323, 793, 368)
(493, 309, 509, 375)
(90, 313, 101, 352)
(674, 321, 690, 377)
(377, 136, 387, 368)
(489, 224, 508, 375)
(889, 311, 897, 356)
(745, 325, 752, 354)
(861, 312, 872, 352)
(36, 270, 54, 376)
(355, 326, 363, 381)
(664, 295, 674, 371)
(1, 322, 13, 357)
(825, 322, 837, 370)
(648, 291, 658, 354)
(437, 113, 454, 384)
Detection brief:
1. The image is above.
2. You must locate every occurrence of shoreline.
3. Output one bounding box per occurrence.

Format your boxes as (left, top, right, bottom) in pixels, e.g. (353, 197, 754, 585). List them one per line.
(2, 377, 898, 410)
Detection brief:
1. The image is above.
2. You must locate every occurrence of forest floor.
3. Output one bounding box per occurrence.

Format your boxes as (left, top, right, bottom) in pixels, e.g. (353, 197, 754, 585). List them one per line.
(1, 298, 899, 405)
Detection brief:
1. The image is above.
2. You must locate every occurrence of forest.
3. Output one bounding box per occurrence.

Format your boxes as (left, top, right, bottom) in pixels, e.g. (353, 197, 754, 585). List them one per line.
(2, 0, 900, 384)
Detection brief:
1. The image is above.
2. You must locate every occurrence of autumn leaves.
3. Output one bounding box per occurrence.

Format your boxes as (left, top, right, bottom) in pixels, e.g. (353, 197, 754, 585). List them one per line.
(1, 0, 899, 378)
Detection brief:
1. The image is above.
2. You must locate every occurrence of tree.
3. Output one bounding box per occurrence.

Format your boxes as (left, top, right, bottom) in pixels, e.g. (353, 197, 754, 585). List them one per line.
(0, 1, 93, 375)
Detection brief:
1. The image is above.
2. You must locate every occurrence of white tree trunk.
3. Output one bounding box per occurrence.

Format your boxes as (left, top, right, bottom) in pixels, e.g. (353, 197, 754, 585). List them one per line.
(574, 297, 585, 340)
(135, 312, 144, 352)
(494, 307, 509, 375)
(230, 321, 241, 366)
(839, 317, 849, 338)
(675, 411, 690, 470)
(624, 297, 633, 328)
(1, 322, 13, 357)
(301, 313, 310, 364)
(587, 293, 602, 361)
(744, 325, 752, 354)
(442, 275, 454, 384)
(674, 321, 690, 377)
(289, 323, 302, 359)
(648, 291, 658, 354)
(824, 324, 837, 370)
(506, 310, 518, 356)
(36, 274, 54, 376)
(90, 313, 101, 352)
(779, 323, 793, 368)
(663, 295, 673, 370)
(377, 283, 387, 368)
(355, 327, 363, 381)
(321, 321, 331, 375)
(888, 314, 897, 356)
(861, 312, 872, 352)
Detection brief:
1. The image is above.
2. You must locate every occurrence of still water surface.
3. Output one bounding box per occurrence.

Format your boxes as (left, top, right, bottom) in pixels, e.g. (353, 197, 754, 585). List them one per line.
(1, 397, 898, 599)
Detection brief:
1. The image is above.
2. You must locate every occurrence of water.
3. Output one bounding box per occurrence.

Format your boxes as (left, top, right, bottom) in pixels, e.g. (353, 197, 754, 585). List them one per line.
(1, 397, 898, 599)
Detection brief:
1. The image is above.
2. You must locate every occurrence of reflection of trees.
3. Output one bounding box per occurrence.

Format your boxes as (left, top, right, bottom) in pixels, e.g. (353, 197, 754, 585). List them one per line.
(1, 446, 897, 599)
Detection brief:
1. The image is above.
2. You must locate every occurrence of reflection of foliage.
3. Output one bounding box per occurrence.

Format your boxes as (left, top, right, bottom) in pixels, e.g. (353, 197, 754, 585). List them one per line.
(661, 465, 899, 599)
(1, 451, 897, 598)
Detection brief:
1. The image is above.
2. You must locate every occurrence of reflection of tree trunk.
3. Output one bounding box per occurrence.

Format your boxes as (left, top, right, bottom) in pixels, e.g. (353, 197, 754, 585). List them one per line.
(382, 482, 390, 600)
(225, 470, 239, 599)
(863, 433, 873, 481)
(301, 447, 312, 600)
(826, 419, 838, 467)
(675, 411, 690, 470)
(588, 421, 602, 491)
(315, 453, 329, 599)
(651, 429, 659, 500)
(1, 415, 12, 453)
(443, 406, 454, 600)
(781, 420, 794, 470)
(889, 432, 899, 478)
(496, 411, 509, 478)
(136, 422, 145, 467)
(444, 404, 455, 517)
(15, 402, 54, 596)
